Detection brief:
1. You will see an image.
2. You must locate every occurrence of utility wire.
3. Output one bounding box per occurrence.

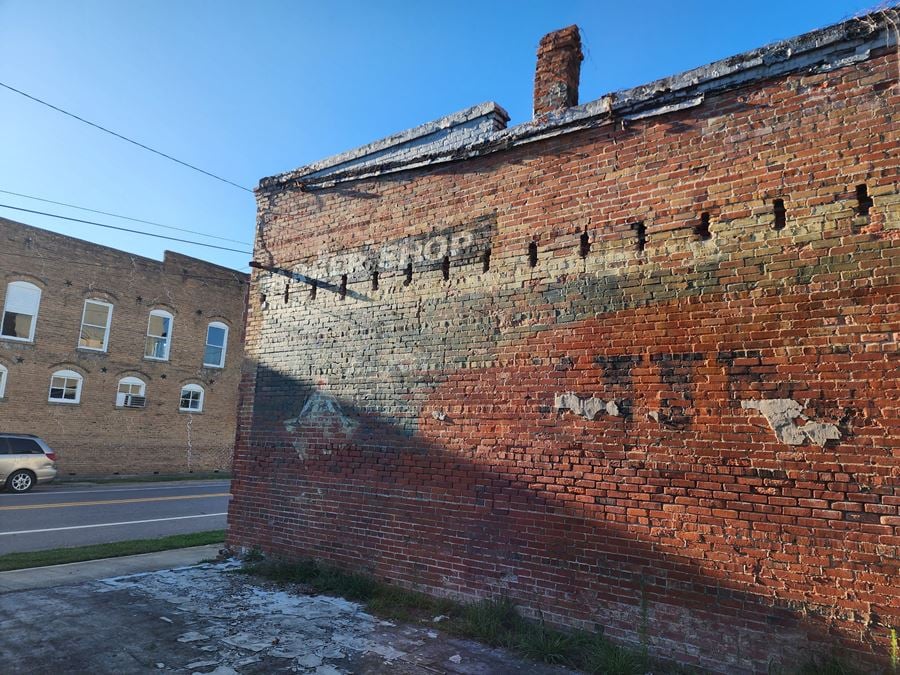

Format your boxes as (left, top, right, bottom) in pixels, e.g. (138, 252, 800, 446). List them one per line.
(0, 204, 252, 255)
(0, 188, 251, 246)
(0, 80, 253, 193)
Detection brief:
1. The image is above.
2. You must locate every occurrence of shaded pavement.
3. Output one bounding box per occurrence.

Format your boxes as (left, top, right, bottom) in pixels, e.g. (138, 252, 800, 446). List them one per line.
(0, 554, 572, 674)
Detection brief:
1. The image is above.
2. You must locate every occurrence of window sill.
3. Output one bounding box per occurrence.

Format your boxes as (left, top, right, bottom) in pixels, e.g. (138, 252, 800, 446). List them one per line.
(115, 406, 146, 411)
(48, 400, 80, 406)
(77, 347, 108, 354)
(202, 364, 225, 370)
(0, 335, 34, 344)
(178, 409, 204, 414)
(143, 357, 170, 363)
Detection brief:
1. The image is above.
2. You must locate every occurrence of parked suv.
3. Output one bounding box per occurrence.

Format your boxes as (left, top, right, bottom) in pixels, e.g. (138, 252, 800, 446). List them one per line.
(0, 434, 58, 492)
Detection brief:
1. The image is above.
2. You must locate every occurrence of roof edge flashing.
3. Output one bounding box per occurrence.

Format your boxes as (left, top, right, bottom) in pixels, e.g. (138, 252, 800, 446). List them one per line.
(259, 102, 509, 190)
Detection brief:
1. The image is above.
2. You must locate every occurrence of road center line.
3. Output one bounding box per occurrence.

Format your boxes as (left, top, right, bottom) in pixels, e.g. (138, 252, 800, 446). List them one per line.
(0, 483, 230, 498)
(0, 493, 231, 511)
(0, 513, 229, 536)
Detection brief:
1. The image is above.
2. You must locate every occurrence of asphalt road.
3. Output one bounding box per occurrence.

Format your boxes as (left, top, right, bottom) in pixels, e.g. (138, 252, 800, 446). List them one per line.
(0, 480, 231, 555)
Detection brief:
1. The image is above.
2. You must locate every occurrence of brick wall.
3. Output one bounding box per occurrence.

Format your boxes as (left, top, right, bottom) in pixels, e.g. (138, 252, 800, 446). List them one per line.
(0, 218, 247, 476)
(228, 28, 899, 673)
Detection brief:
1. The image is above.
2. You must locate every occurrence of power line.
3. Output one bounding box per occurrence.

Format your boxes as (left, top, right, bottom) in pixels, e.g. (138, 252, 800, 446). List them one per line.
(0, 80, 253, 193)
(0, 188, 251, 246)
(0, 204, 252, 255)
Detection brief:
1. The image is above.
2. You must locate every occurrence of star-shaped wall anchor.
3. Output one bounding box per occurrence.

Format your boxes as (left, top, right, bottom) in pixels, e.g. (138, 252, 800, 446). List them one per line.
(64, 280, 73, 287)
(16, 356, 25, 364)
(136, 296, 143, 303)
(100, 367, 108, 373)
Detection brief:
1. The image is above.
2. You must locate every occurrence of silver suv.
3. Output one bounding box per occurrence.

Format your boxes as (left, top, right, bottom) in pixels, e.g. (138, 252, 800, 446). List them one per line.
(0, 434, 58, 493)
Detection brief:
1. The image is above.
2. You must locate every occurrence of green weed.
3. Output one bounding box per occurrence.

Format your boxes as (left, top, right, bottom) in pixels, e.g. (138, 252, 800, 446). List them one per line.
(789, 653, 861, 675)
(242, 555, 865, 675)
(243, 557, 667, 673)
(891, 627, 897, 673)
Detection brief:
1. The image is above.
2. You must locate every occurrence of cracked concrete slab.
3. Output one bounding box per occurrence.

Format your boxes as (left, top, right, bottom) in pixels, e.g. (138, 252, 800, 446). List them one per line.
(0, 561, 573, 674)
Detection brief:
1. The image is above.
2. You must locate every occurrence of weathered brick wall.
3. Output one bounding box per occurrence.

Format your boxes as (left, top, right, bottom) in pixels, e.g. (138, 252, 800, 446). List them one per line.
(0, 219, 247, 475)
(229, 43, 899, 672)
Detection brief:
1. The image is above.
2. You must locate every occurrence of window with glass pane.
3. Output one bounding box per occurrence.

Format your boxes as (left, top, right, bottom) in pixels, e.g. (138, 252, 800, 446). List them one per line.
(145, 311, 173, 360)
(1, 281, 41, 341)
(7, 438, 42, 454)
(79, 300, 113, 351)
(49, 370, 82, 404)
(116, 377, 146, 407)
(179, 384, 204, 412)
(0, 364, 7, 398)
(203, 323, 228, 367)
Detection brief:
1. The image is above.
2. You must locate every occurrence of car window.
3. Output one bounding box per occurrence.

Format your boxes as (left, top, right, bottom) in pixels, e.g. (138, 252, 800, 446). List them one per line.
(0, 438, 9, 454)
(6, 437, 43, 454)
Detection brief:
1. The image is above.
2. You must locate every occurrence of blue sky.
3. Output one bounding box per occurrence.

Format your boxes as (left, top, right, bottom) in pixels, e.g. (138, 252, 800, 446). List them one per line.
(0, 0, 881, 271)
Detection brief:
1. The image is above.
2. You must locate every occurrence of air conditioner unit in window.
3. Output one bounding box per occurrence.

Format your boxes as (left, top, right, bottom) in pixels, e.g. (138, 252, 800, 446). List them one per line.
(123, 395, 146, 408)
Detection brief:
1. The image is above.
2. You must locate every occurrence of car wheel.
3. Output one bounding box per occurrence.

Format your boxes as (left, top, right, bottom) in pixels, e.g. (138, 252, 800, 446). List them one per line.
(7, 470, 35, 493)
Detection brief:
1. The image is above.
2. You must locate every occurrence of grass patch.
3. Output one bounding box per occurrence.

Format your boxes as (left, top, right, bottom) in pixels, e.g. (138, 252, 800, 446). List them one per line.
(242, 558, 668, 674)
(0, 530, 224, 572)
(785, 654, 864, 675)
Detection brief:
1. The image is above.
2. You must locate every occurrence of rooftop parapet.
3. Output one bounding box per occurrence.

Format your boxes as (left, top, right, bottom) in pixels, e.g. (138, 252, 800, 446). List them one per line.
(259, 9, 897, 194)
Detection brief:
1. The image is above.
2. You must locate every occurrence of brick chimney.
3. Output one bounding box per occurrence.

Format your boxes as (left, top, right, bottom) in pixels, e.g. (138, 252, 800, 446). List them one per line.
(533, 25, 583, 119)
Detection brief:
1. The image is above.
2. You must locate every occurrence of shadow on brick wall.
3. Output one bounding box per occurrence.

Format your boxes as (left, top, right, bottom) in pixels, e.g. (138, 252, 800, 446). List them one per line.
(229, 360, 894, 673)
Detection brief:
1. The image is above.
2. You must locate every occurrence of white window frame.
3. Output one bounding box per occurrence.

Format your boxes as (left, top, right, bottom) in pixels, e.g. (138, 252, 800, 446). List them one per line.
(0, 364, 7, 399)
(1, 281, 42, 343)
(144, 310, 174, 361)
(78, 299, 113, 352)
(203, 322, 229, 368)
(116, 377, 146, 407)
(48, 369, 83, 404)
(179, 384, 204, 412)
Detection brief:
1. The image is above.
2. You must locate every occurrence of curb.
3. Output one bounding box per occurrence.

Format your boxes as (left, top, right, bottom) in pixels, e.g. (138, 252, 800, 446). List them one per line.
(0, 544, 223, 593)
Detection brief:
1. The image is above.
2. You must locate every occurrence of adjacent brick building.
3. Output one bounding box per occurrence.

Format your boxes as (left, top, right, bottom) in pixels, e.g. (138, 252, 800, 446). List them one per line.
(229, 12, 899, 673)
(0, 218, 247, 476)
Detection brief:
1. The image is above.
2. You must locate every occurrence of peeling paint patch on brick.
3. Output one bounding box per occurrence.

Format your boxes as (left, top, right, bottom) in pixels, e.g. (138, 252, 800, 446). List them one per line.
(741, 399, 842, 446)
(554, 392, 621, 419)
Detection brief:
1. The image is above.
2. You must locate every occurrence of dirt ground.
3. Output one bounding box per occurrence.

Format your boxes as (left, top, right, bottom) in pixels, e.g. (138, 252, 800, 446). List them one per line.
(0, 560, 572, 674)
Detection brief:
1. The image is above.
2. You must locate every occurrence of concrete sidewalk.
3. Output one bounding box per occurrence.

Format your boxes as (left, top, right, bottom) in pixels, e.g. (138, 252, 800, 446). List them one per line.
(0, 543, 221, 592)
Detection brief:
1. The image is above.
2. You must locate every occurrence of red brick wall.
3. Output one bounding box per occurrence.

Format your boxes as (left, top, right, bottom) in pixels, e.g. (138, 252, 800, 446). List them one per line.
(0, 219, 247, 476)
(229, 46, 899, 672)
(533, 25, 583, 117)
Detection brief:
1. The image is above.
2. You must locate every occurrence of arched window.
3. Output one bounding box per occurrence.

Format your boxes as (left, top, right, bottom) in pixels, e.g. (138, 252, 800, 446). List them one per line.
(116, 377, 146, 408)
(49, 370, 83, 404)
(203, 322, 228, 368)
(79, 299, 113, 351)
(179, 384, 204, 412)
(0, 364, 7, 399)
(144, 310, 173, 361)
(1, 281, 42, 342)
